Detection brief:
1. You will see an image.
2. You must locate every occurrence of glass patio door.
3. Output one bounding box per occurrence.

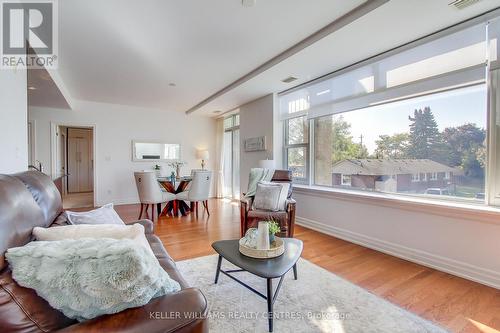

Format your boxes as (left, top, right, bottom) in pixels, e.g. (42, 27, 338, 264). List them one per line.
(223, 115, 240, 199)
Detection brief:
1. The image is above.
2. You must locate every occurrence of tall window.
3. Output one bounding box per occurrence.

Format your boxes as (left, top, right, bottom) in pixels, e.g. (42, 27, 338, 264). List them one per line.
(285, 115, 309, 183)
(281, 19, 500, 206)
(223, 114, 240, 199)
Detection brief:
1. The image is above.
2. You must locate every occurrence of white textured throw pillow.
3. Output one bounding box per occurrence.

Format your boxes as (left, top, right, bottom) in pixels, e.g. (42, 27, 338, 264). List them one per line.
(253, 181, 290, 211)
(33, 223, 155, 258)
(65, 203, 124, 225)
(6, 238, 180, 321)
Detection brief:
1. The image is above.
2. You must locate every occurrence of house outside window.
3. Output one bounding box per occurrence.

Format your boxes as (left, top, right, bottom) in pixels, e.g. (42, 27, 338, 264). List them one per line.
(411, 173, 420, 182)
(430, 172, 438, 181)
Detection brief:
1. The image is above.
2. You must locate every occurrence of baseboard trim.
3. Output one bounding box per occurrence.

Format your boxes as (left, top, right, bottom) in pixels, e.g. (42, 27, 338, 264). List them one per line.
(296, 216, 500, 290)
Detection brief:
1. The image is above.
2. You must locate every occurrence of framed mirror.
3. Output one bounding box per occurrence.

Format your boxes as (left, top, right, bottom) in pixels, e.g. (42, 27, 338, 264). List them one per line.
(132, 141, 180, 161)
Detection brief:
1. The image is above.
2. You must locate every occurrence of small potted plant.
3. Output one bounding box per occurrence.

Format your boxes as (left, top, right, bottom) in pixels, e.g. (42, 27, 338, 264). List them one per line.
(267, 220, 280, 244)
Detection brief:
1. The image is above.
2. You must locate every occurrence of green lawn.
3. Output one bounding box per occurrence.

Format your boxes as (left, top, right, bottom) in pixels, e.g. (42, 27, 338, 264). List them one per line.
(453, 185, 483, 198)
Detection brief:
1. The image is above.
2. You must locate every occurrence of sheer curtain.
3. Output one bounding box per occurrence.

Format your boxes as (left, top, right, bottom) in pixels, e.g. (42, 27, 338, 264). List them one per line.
(214, 118, 225, 198)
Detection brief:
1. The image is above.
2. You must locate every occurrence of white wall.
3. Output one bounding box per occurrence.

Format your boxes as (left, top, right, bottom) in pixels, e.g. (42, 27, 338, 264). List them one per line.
(0, 69, 28, 173)
(239, 94, 276, 192)
(29, 100, 216, 205)
(294, 189, 500, 289)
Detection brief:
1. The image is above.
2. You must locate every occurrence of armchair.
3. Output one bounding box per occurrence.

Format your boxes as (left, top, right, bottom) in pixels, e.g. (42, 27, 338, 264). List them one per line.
(240, 170, 296, 238)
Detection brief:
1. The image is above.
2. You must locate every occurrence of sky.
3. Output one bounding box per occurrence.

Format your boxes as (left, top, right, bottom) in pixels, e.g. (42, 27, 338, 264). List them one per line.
(338, 85, 487, 153)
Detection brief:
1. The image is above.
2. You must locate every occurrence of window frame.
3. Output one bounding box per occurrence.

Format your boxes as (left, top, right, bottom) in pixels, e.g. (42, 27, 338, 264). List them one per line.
(284, 115, 310, 184)
(341, 174, 352, 186)
(224, 114, 239, 131)
(283, 84, 489, 205)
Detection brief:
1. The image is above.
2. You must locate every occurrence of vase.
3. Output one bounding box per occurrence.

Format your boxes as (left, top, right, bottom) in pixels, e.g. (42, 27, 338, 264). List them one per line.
(176, 165, 181, 179)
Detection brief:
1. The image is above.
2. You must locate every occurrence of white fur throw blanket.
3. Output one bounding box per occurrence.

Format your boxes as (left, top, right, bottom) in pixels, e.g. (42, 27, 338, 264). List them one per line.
(6, 238, 181, 321)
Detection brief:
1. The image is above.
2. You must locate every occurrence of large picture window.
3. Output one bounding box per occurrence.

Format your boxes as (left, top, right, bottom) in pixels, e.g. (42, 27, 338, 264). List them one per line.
(313, 85, 486, 202)
(281, 17, 500, 206)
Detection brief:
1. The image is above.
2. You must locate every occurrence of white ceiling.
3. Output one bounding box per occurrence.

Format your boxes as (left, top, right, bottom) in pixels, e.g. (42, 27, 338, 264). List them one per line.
(42, 0, 500, 115)
(55, 0, 364, 113)
(196, 0, 500, 115)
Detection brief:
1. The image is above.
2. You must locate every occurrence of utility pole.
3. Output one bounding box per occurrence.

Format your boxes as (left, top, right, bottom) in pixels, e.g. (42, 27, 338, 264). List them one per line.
(358, 134, 365, 159)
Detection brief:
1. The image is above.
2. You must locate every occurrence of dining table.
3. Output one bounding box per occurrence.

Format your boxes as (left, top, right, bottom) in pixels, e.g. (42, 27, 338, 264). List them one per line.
(157, 177, 192, 217)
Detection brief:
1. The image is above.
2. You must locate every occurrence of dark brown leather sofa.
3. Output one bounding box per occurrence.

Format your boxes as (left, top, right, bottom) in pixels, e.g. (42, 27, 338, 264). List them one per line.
(0, 171, 208, 333)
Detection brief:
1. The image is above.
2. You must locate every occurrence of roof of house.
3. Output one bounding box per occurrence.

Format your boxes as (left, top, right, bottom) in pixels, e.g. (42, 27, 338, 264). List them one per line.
(331, 159, 462, 176)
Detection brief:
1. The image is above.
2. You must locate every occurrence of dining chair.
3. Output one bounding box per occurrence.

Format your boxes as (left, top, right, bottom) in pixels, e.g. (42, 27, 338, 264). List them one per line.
(176, 170, 212, 216)
(134, 171, 176, 221)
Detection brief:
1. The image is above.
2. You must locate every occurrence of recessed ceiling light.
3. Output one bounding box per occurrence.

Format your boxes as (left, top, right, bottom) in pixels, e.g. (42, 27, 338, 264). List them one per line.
(169, 83, 176, 87)
(242, 0, 256, 7)
(28, 86, 37, 90)
(281, 76, 298, 84)
(316, 89, 330, 96)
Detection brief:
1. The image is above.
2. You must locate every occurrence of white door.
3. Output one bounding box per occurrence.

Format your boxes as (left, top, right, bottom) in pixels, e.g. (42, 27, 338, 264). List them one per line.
(67, 128, 93, 193)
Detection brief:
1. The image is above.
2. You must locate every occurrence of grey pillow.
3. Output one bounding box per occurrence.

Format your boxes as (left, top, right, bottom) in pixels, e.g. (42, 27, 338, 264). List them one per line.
(253, 181, 289, 211)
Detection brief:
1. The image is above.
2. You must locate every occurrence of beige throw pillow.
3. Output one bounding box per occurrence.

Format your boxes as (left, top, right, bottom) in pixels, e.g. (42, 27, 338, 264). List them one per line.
(252, 181, 290, 211)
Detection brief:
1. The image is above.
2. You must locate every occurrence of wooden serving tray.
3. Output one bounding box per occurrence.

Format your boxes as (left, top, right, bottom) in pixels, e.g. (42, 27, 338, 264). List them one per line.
(239, 237, 285, 259)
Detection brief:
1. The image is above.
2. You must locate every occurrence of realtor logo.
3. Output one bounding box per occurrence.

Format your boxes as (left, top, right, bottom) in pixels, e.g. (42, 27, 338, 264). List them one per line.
(1, 0, 58, 69)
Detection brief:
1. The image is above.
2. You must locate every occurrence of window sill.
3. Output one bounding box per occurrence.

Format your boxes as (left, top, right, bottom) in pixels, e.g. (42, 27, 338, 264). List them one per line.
(292, 184, 500, 225)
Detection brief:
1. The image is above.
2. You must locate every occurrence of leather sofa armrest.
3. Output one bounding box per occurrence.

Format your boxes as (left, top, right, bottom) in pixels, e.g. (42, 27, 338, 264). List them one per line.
(124, 219, 154, 234)
(55, 288, 208, 333)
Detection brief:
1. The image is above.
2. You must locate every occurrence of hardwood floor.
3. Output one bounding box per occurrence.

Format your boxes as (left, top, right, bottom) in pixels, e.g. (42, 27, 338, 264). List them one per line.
(113, 199, 500, 333)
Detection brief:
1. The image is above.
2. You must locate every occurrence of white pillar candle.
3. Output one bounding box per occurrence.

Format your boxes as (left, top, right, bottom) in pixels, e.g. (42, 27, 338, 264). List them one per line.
(257, 222, 270, 250)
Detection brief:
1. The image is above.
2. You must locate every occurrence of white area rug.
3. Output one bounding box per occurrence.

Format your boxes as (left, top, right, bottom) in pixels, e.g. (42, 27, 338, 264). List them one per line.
(176, 255, 449, 333)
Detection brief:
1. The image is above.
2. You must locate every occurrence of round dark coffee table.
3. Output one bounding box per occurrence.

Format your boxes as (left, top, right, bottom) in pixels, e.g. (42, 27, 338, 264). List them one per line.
(211, 238, 303, 332)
